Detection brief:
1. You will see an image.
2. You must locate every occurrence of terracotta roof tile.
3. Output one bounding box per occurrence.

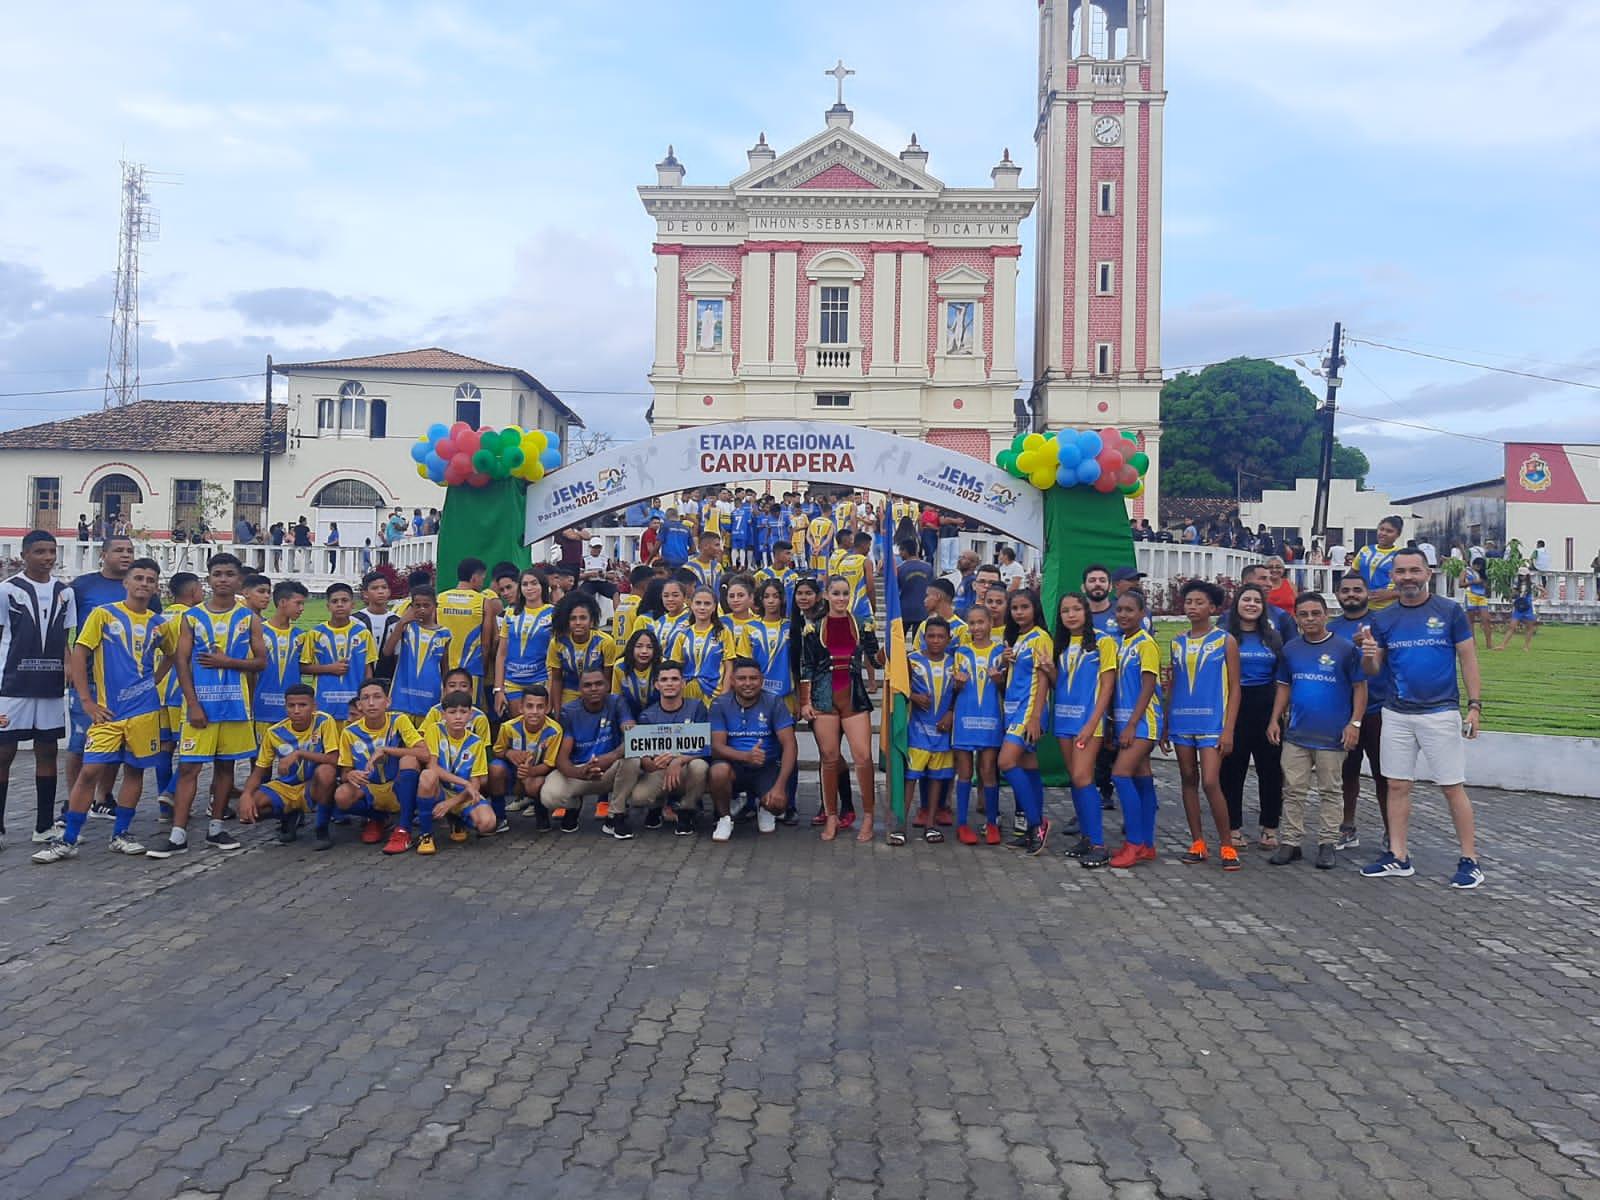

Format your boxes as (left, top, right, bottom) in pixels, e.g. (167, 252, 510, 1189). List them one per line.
(0, 401, 285, 455)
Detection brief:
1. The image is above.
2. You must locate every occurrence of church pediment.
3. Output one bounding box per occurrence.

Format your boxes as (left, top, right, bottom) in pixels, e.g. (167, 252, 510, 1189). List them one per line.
(733, 128, 941, 194)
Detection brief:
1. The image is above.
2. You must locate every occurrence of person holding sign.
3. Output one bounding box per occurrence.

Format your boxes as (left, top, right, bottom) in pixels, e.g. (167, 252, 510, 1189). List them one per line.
(612, 660, 710, 835)
(708, 658, 797, 844)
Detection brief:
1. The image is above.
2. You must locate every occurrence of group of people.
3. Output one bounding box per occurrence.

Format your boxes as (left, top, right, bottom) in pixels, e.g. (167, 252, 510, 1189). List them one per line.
(0, 498, 1486, 889)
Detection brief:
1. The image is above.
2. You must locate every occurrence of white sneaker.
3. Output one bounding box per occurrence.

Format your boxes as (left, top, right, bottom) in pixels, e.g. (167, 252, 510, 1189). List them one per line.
(109, 834, 147, 856)
(31, 839, 79, 864)
(757, 808, 776, 834)
(712, 815, 734, 843)
(32, 821, 65, 844)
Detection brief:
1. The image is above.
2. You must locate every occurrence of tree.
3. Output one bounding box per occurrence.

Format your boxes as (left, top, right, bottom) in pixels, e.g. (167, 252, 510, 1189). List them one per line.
(1158, 357, 1369, 497)
(570, 429, 618, 460)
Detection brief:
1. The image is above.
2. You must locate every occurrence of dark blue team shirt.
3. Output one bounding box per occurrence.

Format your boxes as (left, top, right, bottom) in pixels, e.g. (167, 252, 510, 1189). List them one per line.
(636, 697, 709, 759)
(709, 691, 793, 759)
(1234, 627, 1281, 688)
(660, 521, 693, 564)
(70, 572, 161, 618)
(1274, 634, 1363, 750)
(1328, 612, 1387, 710)
(1368, 596, 1470, 715)
(560, 696, 631, 763)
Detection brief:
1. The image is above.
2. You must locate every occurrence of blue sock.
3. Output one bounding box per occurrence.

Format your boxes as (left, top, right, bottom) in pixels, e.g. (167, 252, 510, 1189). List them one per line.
(1113, 775, 1143, 845)
(266, 791, 285, 816)
(1002, 768, 1037, 829)
(1072, 785, 1104, 845)
(315, 802, 334, 833)
(955, 779, 972, 826)
(491, 795, 507, 822)
(1135, 775, 1159, 845)
(155, 750, 174, 795)
(1023, 769, 1045, 828)
(112, 805, 136, 837)
(983, 785, 1000, 824)
(416, 794, 435, 836)
(918, 777, 932, 812)
(63, 809, 87, 845)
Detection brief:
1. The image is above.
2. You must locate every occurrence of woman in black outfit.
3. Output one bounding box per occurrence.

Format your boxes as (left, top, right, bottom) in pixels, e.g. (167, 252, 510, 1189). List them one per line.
(1218, 582, 1285, 848)
(789, 578, 855, 828)
(796, 576, 882, 843)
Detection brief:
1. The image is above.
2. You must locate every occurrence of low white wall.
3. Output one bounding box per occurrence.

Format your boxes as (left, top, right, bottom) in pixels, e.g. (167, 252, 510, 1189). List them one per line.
(1460, 731, 1600, 799)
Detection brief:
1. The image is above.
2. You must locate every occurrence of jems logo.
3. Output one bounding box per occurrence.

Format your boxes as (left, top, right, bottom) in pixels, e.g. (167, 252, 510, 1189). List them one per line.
(937, 465, 982, 491)
(983, 484, 1018, 510)
(598, 466, 627, 494)
(548, 481, 598, 509)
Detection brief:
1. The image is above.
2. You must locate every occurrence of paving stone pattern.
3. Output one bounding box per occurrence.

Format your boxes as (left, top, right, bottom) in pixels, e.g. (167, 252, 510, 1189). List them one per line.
(0, 759, 1597, 1199)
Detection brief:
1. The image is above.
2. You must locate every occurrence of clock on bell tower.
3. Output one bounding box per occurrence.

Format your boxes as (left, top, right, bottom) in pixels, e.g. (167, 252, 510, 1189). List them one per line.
(1033, 0, 1166, 516)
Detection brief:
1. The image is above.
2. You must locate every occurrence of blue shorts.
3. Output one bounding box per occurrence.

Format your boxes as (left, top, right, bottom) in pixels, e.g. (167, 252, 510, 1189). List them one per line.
(67, 694, 91, 754)
(1002, 728, 1036, 751)
(1169, 733, 1221, 749)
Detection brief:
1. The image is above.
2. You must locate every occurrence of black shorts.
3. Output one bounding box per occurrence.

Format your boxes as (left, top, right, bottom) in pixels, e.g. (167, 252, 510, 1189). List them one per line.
(726, 760, 779, 798)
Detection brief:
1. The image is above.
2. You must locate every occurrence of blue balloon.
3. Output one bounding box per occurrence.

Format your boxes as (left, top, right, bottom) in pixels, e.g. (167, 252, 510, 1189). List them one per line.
(544, 430, 561, 449)
(1057, 442, 1083, 470)
(426, 458, 447, 483)
(409, 440, 430, 463)
(539, 447, 562, 470)
(1076, 458, 1101, 485)
(426, 422, 450, 444)
(1077, 430, 1103, 458)
(1055, 463, 1078, 488)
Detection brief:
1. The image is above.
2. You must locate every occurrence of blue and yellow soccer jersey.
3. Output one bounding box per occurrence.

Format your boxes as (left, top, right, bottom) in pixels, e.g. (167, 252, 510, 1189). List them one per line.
(807, 516, 835, 568)
(547, 630, 618, 705)
(743, 618, 793, 700)
(77, 602, 164, 719)
(1355, 543, 1403, 610)
(611, 593, 640, 645)
(686, 557, 723, 597)
(303, 621, 376, 720)
(185, 602, 254, 723)
(720, 613, 756, 654)
(492, 714, 562, 769)
(424, 724, 489, 789)
(668, 622, 737, 703)
(154, 603, 191, 713)
(255, 622, 306, 728)
(502, 605, 553, 691)
(1052, 633, 1117, 737)
(1002, 626, 1054, 737)
(436, 587, 490, 674)
(951, 641, 1005, 751)
(421, 704, 491, 746)
(338, 713, 424, 786)
(256, 712, 340, 786)
(1112, 628, 1164, 740)
(391, 623, 452, 717)
(612, 663, 658, 721)
(907, 651, 956, 780)
(756, 565, 800, 611)
(1167, 627, 1230, 746)
(835, 551, 872, 623)
(642, 608, 690, 649)
(916, 614, 969, 655)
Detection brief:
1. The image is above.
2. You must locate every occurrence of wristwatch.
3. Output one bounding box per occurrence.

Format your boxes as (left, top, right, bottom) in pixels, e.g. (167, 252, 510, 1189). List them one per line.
(1348, 720, 1362, 728)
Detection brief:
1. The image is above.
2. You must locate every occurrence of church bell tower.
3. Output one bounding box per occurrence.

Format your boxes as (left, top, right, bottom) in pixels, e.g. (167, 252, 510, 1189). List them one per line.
(1034, 0, 1165, 514)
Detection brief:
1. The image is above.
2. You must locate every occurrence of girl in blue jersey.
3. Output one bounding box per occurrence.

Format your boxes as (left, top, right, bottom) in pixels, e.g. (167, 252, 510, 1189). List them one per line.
(1107, 589, 1163, 869)
(1052, 593, 1117, 867)
(721, 577, 758, 651)
(950, 604, 1006, 846)
(1463, 557, 1491, 650)
(613, 629, 662, 721)
(670, 588, 737, 704)
(1219, 583, 1285, 848)
(998, 589, 1054, 855)
(494, 569, 553, 716)
(547, 591, 618, 708)
(386, 587, 451, 720)
(1160, 580, 1241, 871)
(748, 580, 800, 822)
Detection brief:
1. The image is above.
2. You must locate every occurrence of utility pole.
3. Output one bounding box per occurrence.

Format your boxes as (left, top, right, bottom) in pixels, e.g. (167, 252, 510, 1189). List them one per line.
(261, 355, 273, 520)
(1310, 321, 1344, 540)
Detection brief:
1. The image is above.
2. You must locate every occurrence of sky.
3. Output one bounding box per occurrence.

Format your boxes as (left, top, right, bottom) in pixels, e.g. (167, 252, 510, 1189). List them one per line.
(3, 0, 1598, 498)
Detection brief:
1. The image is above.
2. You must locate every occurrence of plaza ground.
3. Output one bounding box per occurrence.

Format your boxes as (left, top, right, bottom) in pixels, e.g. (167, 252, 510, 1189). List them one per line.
(1, 761, 1597, 1198)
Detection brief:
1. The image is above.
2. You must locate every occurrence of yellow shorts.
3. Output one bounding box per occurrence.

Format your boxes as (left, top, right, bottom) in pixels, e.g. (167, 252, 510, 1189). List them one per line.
(178, 719, 258, 763)
(358, 779, 400, 814)
(1466, 594, 1486, 609)
(906, 746, 954, 779)
(255, 720, 277, 746)
(162, 705, 184, 743)
(84, 711, 163, 768)
(260, 777, 309, 814)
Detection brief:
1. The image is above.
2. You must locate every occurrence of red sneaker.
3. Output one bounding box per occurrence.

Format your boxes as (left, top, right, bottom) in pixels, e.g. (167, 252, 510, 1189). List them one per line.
(360, 819, 386, 844)
(957, 826, 980, 846)
(984, 824, 1002, 846)
(1137, 844, 1159, 862)
(1108, 842, 1142, 869)
(934, 808, 955, 827)
(381, 828, 411, 856)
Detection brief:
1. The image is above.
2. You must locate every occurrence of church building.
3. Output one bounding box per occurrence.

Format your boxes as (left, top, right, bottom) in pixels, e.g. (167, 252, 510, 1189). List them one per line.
(639, 69, 1036, 466)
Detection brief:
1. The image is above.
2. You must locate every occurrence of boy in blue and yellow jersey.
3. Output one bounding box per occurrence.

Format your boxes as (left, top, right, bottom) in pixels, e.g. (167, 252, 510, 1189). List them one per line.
(730, 493, 754, 570)
(659, 509, 694, 568)
(806, 500, 835, 573)
(406, 691, 495, 853)
(241, 573, 272, 619)
(326, 679, 427, 851)
(385, 587, 452, 720)
(686, 531, 724, 598)
(32, 558, 167, 864)
(152, 570, 204, 815)
(436, 557, 502, 704)
(1353, 516, 1405, 610)
(1107, 589, 1165, 869)
(916, 579, 969, 654)
(490, 684, 563, 828)
(238, 684, 338, 845)
(255, 580, 309, 745)
(833, 532, 875, 628)
(905, 619, 958, 842)
(756, 542, 801, 610)
(950, 604, 1006, 846)
(151, 554, 266, 859)
(612, 566, 653, 646)
(302, 583, 377, 724)
(1161, 580, 1241, 870)
(421, 667, 493, 742)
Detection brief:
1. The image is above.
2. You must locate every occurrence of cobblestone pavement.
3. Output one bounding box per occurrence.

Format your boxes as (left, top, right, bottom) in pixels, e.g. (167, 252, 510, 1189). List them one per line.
(1, 758, 1598, 1200)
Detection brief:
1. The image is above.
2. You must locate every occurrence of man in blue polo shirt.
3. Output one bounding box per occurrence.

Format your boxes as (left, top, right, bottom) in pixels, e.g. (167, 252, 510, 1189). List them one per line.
(1267, 592, 1366, 870)
(612, 660, 709, 835)
(1358, 548, 1483, 889)
(1329, 573, 1388, 850)
(544, 668, 634, 836)
(658, 509, 694, 569)
(707, 658, 796, 844)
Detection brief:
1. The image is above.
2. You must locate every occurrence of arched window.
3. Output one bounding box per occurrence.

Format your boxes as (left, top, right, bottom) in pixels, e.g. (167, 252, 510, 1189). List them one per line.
(454, 382, 482, 430)
(312, 479, 385, 508)
(318, 382, 369, 435)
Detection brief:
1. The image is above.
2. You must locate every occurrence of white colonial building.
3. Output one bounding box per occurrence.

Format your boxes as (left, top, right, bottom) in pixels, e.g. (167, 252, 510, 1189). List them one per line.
(640, 94, 1036, 465)
(0, 348, 580, 548)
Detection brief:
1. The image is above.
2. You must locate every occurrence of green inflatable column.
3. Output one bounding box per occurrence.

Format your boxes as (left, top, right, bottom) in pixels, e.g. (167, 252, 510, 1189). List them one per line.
(1035, 485, 1140, 786)
(435, 479, 532, 580)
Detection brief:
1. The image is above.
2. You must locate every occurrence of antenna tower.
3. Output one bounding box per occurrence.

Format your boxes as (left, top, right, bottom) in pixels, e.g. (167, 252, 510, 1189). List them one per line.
(102, 161, 161, 408)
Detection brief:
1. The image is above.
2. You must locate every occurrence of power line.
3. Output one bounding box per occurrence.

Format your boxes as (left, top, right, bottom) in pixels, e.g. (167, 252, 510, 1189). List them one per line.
(0, 372, 258, 400)
(1348, 337, 1600, 393)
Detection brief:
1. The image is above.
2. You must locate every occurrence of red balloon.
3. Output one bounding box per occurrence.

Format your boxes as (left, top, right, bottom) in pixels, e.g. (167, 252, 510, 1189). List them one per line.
(467, 471, 491, 488)
(1117, 464, 1139, 486)
(1098, 426, 1121, 446)
(456, 429, 482, 456)
(1097, 447, 1124, 471)
(450, 420, 472, 439)
(443, 462, 469, 486)
(1093, 473, 1119, 493)
(435, 437, 456, 459)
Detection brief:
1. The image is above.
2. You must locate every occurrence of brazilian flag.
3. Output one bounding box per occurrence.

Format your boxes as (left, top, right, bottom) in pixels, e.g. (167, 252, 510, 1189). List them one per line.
(879, 503, 910, 826)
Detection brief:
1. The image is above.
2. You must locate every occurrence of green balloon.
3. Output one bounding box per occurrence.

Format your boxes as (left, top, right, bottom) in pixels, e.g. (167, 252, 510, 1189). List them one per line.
(1121, 430, 1139, 443)
(1130, 451, 1150, 473)
(1118, 481, 1139, 496)
(1010, 432, 1027, 453)
(504, 447, 525, 470)
(997, 450, 1019, 476)
(472, 448, 494, 473)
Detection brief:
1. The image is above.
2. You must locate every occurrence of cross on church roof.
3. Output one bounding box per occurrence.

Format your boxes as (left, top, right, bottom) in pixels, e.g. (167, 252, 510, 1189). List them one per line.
(825, 59, 855, 107)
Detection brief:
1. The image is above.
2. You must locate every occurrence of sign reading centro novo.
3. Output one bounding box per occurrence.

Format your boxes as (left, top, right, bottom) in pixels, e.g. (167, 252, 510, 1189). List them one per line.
(523, 421, 1044, 547)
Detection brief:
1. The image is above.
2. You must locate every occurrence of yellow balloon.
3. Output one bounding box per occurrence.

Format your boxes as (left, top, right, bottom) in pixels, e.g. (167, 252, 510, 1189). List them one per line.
(525, 461, 545, 484)
(1129, 479, 1145, 499)
(1023, 433, 1047, 453)
(1015, 451, 1038, 474)
(523, 430, 548, 453)
(416, 463, 429, 479)
(1029, 466, 1056, 490)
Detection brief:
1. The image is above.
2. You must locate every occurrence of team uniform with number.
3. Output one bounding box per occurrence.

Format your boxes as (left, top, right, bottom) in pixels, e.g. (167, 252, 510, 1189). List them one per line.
(338, 714, 424, 813)
(76, 602, 165, 768)
(254, 712, 340, 813)
(179, 603, 257, 763)
(0, 573, 75, 740)
(1166, 628, 1230, 748)
(1111, 628, 1164, 742)
(907, 651, 956, 780)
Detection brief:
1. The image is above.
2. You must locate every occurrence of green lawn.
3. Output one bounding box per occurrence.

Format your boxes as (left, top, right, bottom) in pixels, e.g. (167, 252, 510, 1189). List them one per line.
(1152, 618, 1600, 738)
